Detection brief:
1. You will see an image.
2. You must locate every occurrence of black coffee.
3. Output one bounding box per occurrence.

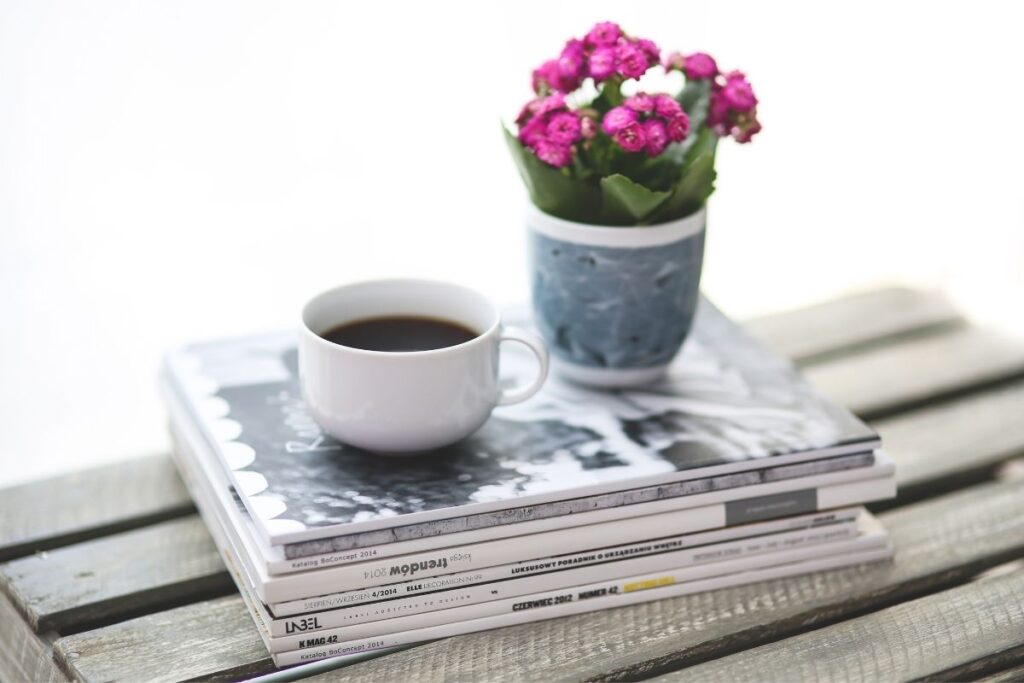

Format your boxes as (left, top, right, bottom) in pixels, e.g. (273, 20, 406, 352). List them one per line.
(321, 316, 478, 352)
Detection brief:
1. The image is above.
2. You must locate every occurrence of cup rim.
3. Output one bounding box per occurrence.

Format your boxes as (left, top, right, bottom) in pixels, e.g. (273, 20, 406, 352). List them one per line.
(300, 278, 500, 358)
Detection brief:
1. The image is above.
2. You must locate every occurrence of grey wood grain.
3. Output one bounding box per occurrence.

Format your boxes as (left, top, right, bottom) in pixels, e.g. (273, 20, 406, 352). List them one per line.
(54, 596, 271, 683)
(805, 326, 1024, 420)
(0, 591, 69, 683)
(876, 380, 1024, 502)
(54, 477, 1024, 683)
(0, 454, 193, 562)
(650, 568, 1024, 683)
(743, 287, 963, 365)
(0, 516, 231, 632)
(915, 642, 1024, 683)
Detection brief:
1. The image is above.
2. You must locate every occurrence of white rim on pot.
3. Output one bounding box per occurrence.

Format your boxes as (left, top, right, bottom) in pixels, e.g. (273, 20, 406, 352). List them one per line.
(526, 204, 706, 248)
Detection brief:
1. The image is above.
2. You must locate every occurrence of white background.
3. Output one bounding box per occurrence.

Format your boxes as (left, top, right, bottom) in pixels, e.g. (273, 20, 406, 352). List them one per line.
(2, 1, 1022, 486)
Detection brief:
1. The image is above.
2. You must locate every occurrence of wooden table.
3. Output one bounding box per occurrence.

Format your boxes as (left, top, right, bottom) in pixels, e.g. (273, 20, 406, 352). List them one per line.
(3, 287, 1024, 683)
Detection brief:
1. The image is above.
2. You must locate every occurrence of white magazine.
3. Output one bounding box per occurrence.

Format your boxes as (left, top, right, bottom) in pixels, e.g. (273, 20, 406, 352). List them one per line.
(169, 392, 895, 605)
(267, 511, 858, 625)
(270, 539, 893, 666)
(259, 518, 865, 641)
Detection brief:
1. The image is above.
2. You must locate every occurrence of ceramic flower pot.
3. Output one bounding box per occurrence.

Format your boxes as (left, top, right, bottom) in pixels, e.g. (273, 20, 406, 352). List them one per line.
(527, 204, 706, 387)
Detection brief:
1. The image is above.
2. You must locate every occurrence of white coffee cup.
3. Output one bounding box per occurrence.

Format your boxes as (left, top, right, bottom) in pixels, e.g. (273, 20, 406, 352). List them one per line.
(299, 279, 549, 453)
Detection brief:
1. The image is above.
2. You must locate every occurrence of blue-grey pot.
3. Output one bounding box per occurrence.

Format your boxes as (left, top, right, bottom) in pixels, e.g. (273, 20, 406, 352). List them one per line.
(527, 204, 706, 387)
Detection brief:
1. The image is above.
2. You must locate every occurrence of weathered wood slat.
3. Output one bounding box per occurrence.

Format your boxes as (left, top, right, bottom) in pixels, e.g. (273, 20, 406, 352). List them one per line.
(53, 477, 1024, 683)
(54, 596, 270, 683)
(1, 517, 231, 632)
(0, 592, 69, 683)
(0, 454, 193, 562)
(805, 326, 1024, 420)
(918, 642, 1024, 683)
(651, 568, 1024, 682)
(744, 287, 963, 365)
(876, 380, 1024, 502)
(976, 660, 1024, 682)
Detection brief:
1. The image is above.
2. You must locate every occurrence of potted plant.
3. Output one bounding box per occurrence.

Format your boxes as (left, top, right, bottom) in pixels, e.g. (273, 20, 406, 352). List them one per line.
(506, 21, 760, 387)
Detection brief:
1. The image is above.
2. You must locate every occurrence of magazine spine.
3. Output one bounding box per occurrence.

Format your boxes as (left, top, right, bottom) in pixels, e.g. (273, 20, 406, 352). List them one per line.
(270, 453, 871, 572)
(259, 462, 892, 602)
(272, 543, 893, 666)
(277, 450, 878, 559)
(268, 507, 859, 619)
(265, 518, 860, 638)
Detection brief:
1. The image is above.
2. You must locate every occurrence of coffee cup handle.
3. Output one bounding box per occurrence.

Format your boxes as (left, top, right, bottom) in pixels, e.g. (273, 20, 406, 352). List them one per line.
(496, 326, 550, 407)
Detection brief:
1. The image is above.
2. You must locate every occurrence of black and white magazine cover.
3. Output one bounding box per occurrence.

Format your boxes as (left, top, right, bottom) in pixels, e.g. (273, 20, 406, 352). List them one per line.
(161, 298, 878, 549)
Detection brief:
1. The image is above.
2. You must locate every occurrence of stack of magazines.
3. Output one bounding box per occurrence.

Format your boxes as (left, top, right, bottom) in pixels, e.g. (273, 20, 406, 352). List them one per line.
(161, 301, 895, 668)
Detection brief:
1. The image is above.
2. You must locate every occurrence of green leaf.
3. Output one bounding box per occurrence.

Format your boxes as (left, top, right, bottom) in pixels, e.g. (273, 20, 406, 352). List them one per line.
(599, 174, 672, 226)
(590, 76, 625, 114)
(672, 79, 713, 162)
(650, 128, 718, 223)
(678, 78, 712, 131)
(503, 126, 601, 223)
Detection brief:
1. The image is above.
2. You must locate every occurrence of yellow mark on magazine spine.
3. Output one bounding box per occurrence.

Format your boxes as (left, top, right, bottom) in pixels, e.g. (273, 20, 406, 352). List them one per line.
(623, 576, 676, 593)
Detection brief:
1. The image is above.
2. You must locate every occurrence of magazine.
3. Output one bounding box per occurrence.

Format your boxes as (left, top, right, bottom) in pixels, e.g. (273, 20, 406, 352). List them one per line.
(268, 539, 893, 666)
(178, 429, 865, 638)
(169, 400, 894, 603)
(259, 519, 861, 638)
(161, 299, 879, 554)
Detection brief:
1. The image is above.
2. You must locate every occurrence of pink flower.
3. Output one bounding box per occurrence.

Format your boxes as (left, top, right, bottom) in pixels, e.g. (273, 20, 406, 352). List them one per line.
(614, 122, 647, 153)
(734, 115, 762, 143)
(534, 140, 573, 168)
(516, 93, 575, 150)
(616, 42, 650, 79)
(683, 52, 718, 80)
(587, 47, 617, 81)
(625, 93, 655, 113)
(515, 100, 535, 126)
(557, 39, 586, 86)
(532, 55, 582, 94)
(516, 93, 566, 125)
(518, 115, 548, 147)
(707, 92, 731, 131)
(643, 119, 668, 157)
(666, 112, 690, 142)
(535, 93, 566, 116)
(707, 71, 761, 142)
(580, 115, 597, 139)
(531, 60, 559, 94)
(546, 112, 582, 145)
(654, 94, 682, 118)
(601, 105, 638, 135)
(585, 21, 621, 47)
(663, 51, 685, 72)
(634, 38, 660, 65)
(719, 71, 757, 112)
